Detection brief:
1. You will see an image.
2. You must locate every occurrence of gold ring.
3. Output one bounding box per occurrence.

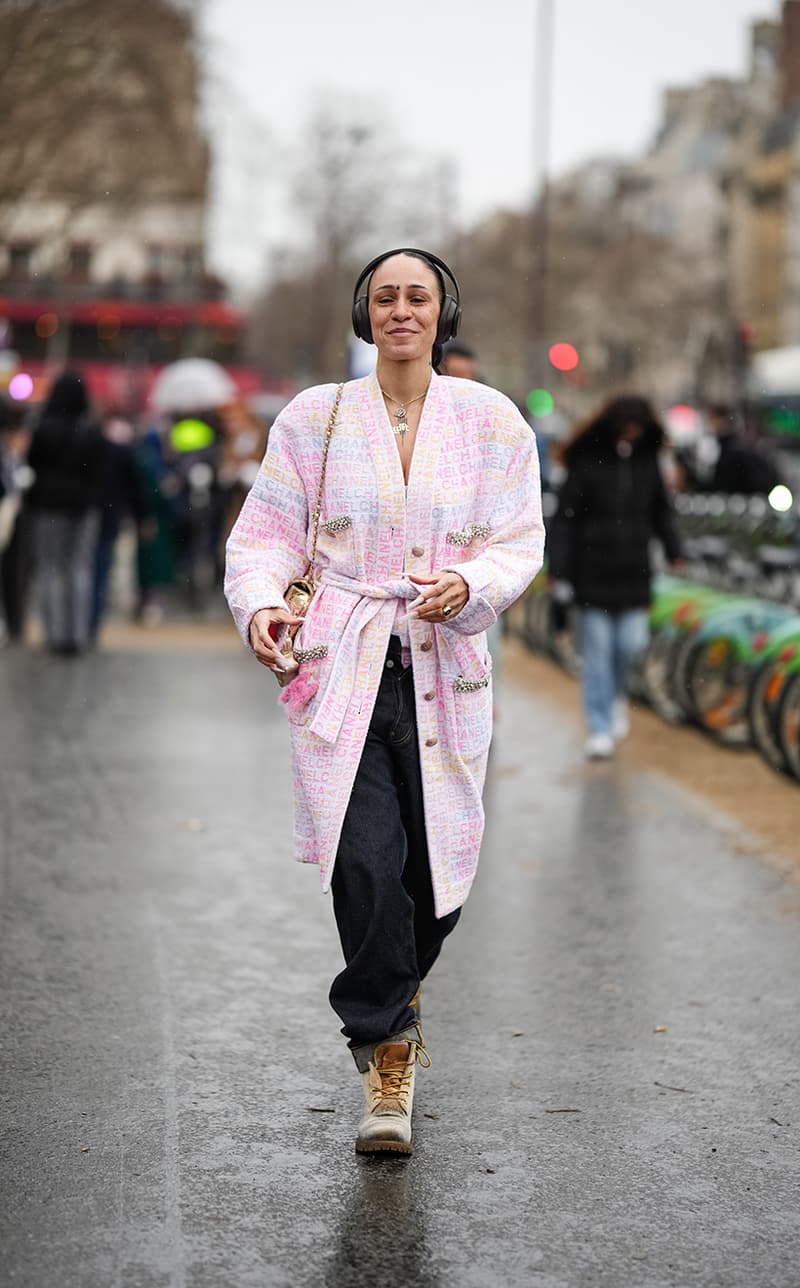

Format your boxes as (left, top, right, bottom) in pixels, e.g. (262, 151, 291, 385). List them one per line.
(442, 605, 453, 617)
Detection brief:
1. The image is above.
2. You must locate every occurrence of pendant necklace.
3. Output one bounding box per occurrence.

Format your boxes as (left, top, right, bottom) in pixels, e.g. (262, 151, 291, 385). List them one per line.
(378, 379, 430, 436)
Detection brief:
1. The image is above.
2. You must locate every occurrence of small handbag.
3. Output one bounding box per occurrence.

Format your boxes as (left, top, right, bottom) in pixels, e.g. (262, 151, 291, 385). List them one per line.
(276, 382, 344, 683)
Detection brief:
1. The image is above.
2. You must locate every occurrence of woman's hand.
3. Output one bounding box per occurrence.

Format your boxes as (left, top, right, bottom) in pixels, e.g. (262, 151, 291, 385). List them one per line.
(407, 571, 469, 622)
(248, 607, 305, 674)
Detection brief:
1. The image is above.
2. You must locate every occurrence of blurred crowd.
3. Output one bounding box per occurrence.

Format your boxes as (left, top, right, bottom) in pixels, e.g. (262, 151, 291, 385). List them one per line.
(0, 359, 789, 675)
(0, 368, 269, 654)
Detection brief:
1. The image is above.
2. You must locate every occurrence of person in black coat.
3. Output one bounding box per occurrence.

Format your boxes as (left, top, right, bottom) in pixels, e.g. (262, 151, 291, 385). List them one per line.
(27, 369, 105, 654)
(706, 403, 781, 496)
(548, 395, 683, 758)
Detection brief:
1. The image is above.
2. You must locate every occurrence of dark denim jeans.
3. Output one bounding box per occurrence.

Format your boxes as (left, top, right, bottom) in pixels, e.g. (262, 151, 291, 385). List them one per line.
(330, 636, 461, 1056)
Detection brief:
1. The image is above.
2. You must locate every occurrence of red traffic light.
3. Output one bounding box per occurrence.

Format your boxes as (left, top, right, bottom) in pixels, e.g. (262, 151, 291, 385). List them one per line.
(549, 342, 579, 372)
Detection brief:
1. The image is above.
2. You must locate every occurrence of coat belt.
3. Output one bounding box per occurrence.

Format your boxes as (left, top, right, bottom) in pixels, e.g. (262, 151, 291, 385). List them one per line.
(306, 571, 418, 745)
(320, 570, 417, 602)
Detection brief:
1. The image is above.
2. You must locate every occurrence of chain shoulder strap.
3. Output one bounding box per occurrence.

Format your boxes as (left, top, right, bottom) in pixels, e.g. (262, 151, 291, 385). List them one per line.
(307, 382, 344, 585)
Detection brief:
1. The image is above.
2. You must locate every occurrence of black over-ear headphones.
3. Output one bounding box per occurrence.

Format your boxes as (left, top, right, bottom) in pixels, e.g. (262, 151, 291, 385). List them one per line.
(351, 248, 461, 346)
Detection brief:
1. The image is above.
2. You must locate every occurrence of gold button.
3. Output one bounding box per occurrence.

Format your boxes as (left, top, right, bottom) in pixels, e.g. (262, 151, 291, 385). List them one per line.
(425, 736, 438, 748)
(420, 640, 433, 652)
(411, 545, 424, 557)
(424, 690, 435, 701)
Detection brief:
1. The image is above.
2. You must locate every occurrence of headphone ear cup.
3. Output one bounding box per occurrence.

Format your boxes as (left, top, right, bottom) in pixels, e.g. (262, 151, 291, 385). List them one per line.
(352, 296, 373, 343)
(437, 294, 460, 344)
(447, 297, 462, 340)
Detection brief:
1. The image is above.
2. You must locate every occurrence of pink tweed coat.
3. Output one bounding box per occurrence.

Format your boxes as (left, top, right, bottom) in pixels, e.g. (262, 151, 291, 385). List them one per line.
(225, 370, 544, 916)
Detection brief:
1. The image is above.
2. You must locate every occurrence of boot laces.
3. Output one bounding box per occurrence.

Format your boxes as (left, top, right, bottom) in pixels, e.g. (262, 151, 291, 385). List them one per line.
(371, 1028, 431, 1105)
(376, 1063, 414, 1103)
(411, 1024, 431, 1068)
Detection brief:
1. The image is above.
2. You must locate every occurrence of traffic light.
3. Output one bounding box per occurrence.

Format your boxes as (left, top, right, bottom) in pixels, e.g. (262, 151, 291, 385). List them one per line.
(548, 342, 579, 372)
(526, 388, 555, 417)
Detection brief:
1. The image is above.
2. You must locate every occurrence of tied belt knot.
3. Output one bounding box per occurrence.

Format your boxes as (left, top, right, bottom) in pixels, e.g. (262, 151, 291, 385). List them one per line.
(320, 570, 418, 603)
(304, 571, 418, 745)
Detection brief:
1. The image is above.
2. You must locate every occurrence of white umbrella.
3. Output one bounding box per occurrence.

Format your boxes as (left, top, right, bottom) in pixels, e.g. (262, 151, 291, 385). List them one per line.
(150, 358, 237, 413)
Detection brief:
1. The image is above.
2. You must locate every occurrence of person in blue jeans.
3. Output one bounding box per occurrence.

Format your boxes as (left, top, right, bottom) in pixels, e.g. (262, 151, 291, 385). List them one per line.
(548, 396, 683, 759)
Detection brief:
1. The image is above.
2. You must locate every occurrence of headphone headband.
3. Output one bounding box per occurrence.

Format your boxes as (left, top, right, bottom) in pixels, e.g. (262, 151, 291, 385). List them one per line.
(351, 247, 461, 346)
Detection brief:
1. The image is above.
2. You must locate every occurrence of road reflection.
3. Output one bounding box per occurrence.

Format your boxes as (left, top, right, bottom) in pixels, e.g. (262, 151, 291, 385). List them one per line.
(323, 1157, 432, 1287)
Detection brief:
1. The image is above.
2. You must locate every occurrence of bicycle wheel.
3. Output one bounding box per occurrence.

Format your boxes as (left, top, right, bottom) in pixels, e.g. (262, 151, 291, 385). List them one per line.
(685, 636, 751, 746)
(746, 659, 791, 775)
(775, 669, 800, 781)
(669, 632, 702, 720)
(641, 632, 686, 723)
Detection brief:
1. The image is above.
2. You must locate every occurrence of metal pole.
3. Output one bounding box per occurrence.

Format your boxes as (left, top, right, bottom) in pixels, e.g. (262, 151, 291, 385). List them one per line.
(530, 0, 555, 387)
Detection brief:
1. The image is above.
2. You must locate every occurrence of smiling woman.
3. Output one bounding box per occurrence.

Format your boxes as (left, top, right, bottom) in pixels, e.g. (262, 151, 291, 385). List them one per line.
(354, 250, 458, 470)
(224, 246, 545, 1157)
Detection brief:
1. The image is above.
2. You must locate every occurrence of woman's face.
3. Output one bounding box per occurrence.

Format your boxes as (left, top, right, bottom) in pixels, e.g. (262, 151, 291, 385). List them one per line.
(367, 255, 441, 362)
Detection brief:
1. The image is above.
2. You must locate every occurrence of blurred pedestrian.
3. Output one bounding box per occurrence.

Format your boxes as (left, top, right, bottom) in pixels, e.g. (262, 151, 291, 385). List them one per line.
(705, 403, 781, 496)
(0, 398, 33, 644)
(217, 398, 268, 544)
(133, 424, 177, 625)
(91, 411, 148, 641)
(226, 248, 544, 1155)
(164, 411, 224, 606)
(548, 395, 683, 759)
(27, 370, 104, 655)
(441, 336, 483, 381)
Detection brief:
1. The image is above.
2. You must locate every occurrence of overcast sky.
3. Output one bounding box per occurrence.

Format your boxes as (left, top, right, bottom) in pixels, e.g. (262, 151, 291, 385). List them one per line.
(202, 0, 782, 288)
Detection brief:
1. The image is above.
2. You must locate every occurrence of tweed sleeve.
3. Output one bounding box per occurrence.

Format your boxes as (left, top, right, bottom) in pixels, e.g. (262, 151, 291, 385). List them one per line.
(224, 406, 309, 646)
(445, 401, 545, 636)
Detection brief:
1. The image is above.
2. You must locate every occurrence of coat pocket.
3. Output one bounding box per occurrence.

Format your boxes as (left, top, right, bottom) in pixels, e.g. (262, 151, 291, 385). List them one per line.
(449, 668, 493, 762)
(446, 521, 490, 547)
(317, 513, 357, 578)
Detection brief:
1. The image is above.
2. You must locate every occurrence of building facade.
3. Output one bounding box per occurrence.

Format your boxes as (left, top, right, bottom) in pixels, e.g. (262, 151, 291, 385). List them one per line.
(0, 0, 251, 410)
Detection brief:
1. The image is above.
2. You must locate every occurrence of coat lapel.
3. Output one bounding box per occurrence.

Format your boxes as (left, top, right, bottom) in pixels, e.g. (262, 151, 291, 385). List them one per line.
(405, 372, 450, 562)
(354, 373, 406, 575)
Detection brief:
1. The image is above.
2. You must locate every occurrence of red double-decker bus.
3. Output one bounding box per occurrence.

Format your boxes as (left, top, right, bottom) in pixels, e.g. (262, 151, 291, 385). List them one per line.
(0, 283, 269, 413)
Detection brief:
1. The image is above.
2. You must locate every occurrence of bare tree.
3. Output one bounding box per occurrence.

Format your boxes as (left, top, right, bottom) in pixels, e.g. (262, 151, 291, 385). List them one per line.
(247, 95, 451, 382)
(449, 191, 714, 410)
(0, 0, 207, 216)
(0, 0, 209, 367)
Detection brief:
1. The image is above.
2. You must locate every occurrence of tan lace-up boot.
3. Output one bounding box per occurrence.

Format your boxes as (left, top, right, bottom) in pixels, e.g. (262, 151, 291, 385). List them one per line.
(355, 1035, 429, 1156)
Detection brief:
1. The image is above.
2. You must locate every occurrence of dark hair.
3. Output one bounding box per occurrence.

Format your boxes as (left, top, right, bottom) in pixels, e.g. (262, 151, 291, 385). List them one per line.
(40, 368, 90, 419)
(557, 394, 665, 465)
(442, 337, 476, 360)
(365, 250, 447, 372)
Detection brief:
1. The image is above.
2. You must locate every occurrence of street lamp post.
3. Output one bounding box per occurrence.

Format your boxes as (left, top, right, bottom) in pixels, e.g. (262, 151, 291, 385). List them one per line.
(530, 0, 555, 388)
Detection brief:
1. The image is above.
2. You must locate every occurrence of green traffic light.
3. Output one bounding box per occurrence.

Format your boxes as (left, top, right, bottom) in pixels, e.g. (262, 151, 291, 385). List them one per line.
(526, 388, 555, 417)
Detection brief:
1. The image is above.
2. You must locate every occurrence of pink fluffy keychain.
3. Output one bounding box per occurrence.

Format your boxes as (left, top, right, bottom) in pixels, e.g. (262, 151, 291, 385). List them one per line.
(279, 666, 319, 721)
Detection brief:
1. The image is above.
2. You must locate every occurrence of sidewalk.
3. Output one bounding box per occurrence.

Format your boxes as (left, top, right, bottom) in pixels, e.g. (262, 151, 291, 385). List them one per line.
(1, 637, 798, 1287)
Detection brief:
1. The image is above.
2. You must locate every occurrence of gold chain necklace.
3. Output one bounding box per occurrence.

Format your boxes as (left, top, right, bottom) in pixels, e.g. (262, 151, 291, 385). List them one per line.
(378, 380, 430, 436)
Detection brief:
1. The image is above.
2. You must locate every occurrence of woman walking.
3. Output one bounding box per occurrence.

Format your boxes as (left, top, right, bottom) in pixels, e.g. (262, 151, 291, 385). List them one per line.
(28, 370, 104, 655)
(225, 249, 544, 1155)
(548, 395, 683, 759)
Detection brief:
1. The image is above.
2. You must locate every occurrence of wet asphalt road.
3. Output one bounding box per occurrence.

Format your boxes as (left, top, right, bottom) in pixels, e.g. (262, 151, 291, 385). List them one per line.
(1, 638, 798, 1288)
